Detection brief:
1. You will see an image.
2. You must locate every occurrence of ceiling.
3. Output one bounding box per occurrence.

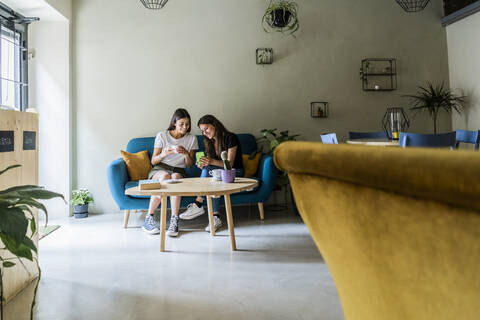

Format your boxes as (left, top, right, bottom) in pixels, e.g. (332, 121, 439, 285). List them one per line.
(1, 0, 66, 21)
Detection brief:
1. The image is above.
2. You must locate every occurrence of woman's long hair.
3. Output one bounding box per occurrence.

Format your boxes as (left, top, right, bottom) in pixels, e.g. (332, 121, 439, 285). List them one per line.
(198, 115, 230, 158)
(167, 108, 192, 133)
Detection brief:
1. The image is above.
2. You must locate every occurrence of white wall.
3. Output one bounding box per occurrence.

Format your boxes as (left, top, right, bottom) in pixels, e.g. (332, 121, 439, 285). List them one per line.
(44, 0, 71, 20)
(446, 11, 480, 131)
(29, 21, 70, 219)
(73, 0, 450, 214)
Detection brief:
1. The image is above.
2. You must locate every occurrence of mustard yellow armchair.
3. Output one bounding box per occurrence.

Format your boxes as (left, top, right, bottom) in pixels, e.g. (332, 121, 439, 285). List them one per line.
(274, 142, 480, 320)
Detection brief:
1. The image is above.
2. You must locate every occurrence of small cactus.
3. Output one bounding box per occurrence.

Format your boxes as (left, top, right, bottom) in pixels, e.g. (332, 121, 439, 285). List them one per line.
(221, 151, 232, 170)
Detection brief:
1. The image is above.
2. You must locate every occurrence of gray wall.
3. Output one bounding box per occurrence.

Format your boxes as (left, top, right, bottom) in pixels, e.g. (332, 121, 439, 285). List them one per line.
(446, 11, 480, 133)
(73, 0, 450, 213)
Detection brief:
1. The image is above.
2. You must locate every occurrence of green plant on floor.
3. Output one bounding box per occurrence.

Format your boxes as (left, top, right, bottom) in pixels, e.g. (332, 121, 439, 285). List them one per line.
(262, 0, 300, 36)
(404, 82, 466, 134)
(71, 188, 93, 206)
(0, 164, 64, 320)
(257, 128, 300, 187)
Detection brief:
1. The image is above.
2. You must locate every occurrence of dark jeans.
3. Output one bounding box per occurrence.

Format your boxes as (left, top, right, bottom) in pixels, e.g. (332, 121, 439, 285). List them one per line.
(200, 165, 244, 213)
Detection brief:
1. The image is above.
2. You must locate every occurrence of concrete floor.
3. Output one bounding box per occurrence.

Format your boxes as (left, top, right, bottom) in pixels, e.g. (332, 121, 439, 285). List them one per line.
(5, 207, 344, 320)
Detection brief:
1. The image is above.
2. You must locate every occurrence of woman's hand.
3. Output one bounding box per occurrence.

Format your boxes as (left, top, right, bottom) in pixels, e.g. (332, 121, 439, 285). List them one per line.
(162, 147, 175, 157)
(198, 156, 211, 168)
(176, 146, 187, 154)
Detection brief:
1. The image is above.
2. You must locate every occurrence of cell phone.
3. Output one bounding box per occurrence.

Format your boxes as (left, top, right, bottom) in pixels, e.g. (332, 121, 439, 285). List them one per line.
(196, 151, 205, 166)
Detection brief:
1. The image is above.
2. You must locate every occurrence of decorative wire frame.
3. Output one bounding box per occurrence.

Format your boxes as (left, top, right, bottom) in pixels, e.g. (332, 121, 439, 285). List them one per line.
(256, 48, 273, 65)
(382, 107, 410, 140)
(394, 0, 430, 12)
(311, 102, 329, 118)
(140, 0, 169, 10)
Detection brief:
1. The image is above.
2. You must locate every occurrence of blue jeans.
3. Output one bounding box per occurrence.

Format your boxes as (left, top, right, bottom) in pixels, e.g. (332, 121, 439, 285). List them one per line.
(200, 165, 244, 213)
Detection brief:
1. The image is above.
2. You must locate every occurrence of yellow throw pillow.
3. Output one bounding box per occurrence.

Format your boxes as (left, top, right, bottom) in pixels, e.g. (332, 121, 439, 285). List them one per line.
(120, 150, 152, 181)
(242, 153, 262, 177)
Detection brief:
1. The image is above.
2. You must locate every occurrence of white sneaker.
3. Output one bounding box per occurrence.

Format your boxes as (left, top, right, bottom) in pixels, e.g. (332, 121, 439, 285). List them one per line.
(205, 216, 222, 232)
(179, 203, 205, 220)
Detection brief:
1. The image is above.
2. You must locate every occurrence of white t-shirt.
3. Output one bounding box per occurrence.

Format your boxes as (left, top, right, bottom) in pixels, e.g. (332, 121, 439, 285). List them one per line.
(154, 130, 198, 168)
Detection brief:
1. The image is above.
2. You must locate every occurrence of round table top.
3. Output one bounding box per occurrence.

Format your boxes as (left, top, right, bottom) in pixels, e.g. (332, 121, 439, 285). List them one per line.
(346, 140, 399, 147)
(125, 177, 259, 197)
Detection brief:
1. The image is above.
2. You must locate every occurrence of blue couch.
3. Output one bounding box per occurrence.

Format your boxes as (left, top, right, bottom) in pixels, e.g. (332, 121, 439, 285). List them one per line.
(107, 134, 277, 227)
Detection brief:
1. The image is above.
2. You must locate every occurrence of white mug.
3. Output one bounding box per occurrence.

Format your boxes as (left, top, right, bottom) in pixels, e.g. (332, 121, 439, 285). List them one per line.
(209, 169, 222, 180)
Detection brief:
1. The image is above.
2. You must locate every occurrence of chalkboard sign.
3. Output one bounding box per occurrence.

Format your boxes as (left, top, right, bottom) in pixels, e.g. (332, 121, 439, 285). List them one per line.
(23, 131, 36, 150)
(0, 131, 14, 152)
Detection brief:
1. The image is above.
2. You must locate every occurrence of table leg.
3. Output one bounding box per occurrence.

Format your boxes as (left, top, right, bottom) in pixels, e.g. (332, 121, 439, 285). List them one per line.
(206, 195, 215, 236)
(160, 196, 167, 252)
(224, 194, 236, 251)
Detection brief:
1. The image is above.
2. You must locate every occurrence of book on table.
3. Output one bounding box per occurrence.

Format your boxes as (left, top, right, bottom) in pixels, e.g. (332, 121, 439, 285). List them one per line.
(139, 179, 162, 190)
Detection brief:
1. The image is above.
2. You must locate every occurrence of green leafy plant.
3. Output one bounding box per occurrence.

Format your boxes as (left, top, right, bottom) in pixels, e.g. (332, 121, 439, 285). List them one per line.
(257, 129, 300, 186)
(262, 0, 299, 36)
(0, 164, 65, 319)
(404, 82, 466, 134)
(71, 188, 93, 206)
(258, 128, 300, 155)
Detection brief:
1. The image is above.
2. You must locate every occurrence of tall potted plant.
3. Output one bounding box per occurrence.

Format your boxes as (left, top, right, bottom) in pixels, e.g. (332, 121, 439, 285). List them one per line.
(262, 0, 299, 36)
(404, 82, 466, 134)
(0, 164, 64, 319)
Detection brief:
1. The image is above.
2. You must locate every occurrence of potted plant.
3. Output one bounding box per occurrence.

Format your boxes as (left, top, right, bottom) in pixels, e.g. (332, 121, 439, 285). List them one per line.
(257, 128, 300, 187)
(404, 82, 466, 134)
(71, 188, 93, 218)
(262, 0, 299, 36)
(0, 164, 64, 319)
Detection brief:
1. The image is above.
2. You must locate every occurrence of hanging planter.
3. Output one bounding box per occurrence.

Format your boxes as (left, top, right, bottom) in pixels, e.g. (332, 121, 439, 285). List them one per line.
(394, 0, 430, 12)
(140, 0, 169, 10)
(262, 1, 299, 36)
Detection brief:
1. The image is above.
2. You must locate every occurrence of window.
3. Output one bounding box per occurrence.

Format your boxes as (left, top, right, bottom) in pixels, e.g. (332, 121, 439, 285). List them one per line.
(1, 26, 22, 110)
(0, 3, 37, 111)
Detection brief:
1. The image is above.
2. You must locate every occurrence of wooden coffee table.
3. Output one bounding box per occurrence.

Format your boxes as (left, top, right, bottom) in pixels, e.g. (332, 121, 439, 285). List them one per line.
(125, 177, 258, 252)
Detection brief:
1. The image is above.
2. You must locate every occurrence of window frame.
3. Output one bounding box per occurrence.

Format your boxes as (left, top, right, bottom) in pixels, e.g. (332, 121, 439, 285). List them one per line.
(0, 3, 37, 111)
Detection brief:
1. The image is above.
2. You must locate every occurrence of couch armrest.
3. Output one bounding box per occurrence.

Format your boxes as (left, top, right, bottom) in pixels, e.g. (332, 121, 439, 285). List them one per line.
(254, 154, 277, 203)
(274, 141, 480, 211)
(107, 158, 130, 209)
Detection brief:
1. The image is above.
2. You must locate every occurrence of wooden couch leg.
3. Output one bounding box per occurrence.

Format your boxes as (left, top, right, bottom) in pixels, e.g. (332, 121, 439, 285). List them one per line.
(258, 203, 264, 220)
(123, 210, 130, 228)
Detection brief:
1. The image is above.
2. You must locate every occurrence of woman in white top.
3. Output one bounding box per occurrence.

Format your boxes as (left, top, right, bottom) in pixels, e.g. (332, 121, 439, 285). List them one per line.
(142, 108, 198, 237)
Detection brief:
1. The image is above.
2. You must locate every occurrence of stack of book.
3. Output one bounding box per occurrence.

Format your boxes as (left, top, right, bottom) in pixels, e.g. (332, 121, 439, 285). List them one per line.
(138, 179, 162, 190)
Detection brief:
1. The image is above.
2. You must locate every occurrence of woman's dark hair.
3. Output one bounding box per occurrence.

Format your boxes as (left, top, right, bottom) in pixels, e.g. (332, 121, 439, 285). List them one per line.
(167, 108, 192, 133)
(198, 114, 230, 158)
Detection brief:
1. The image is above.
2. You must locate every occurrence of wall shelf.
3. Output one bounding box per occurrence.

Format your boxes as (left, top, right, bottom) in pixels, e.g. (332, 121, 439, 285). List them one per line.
(360, 58, 397, 91)
(311, 102, 329, 118)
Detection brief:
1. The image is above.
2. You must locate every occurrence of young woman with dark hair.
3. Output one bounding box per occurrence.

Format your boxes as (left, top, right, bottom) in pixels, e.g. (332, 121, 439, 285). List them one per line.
(142, 108, 198, 237)
(179, 114, 244, 232)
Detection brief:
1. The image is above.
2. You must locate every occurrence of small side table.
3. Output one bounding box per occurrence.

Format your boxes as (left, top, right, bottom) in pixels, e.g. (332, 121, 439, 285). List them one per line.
(125, 177, 258, 252)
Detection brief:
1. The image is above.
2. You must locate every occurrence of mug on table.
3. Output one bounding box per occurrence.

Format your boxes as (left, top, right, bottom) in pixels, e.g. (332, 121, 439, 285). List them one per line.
(209, 169, 222, 180)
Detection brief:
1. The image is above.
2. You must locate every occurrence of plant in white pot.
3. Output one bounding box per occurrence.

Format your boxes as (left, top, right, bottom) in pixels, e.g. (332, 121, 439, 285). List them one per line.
(71, 188, 93, 218)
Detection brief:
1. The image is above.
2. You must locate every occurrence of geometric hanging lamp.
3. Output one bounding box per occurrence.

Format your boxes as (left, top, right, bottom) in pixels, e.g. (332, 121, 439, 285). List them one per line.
(394, 0, 430, 12)
(140, 0, 169, 10)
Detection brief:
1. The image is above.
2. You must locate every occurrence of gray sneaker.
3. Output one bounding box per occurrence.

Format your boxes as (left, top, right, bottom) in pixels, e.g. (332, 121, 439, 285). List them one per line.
(142, 214, 160, 235)
(205, 215, 222, 232)
(166, 215, 179, 237)
(179, 203, 205, 220)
